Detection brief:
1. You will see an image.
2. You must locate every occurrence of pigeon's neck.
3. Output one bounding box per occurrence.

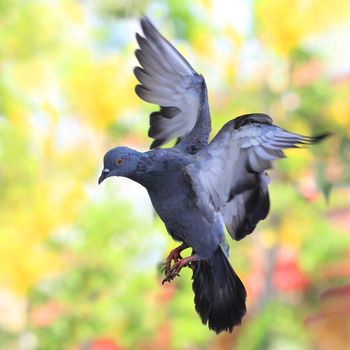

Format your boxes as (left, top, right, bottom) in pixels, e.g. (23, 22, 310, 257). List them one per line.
(131, 150, 164, 188)
(119, 151, 143, 183)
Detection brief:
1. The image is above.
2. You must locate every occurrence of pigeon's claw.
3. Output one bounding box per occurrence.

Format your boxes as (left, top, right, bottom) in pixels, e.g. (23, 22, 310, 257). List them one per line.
(162, 254, 199, 284)
(163, 243, 189, 278)
(162, 273, 179, 285)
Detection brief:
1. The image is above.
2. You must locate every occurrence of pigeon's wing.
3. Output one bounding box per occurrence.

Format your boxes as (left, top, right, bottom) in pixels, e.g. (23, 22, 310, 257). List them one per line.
(134, 18, 211, 153)
(186, 113, 328, 241)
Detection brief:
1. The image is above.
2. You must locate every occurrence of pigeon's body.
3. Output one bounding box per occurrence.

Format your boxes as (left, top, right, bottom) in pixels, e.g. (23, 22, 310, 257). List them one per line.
(99, 18, 329, 334)
(132, 148, 226, 257)
(150, 185, 225, 259)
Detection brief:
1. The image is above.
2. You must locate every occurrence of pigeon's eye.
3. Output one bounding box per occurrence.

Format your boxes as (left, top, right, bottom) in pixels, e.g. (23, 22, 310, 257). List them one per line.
(116, 158, 124, 165)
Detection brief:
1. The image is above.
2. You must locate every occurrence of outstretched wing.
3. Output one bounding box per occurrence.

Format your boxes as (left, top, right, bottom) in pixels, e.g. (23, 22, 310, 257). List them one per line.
(134, 17, 211, 153)
(186, 113, 329, 241)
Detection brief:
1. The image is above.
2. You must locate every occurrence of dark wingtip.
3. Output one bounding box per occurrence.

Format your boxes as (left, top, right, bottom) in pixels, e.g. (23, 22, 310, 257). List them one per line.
(134, 84, 150, 100)
(140, 16, 157, 37)
(134, 84, 142, 99)
(139, 16, 148, 28)
(134, 48, 142, 61)
(133, 66, 140, 80)
(133, 67, 145, 83)
(135, 32, 144, 47)
(309, 132, 332, 143)
(140, 16, 151, 25)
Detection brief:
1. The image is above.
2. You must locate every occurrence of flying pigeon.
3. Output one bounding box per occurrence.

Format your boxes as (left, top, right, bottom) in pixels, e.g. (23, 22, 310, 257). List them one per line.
(99, 18, 329, 334)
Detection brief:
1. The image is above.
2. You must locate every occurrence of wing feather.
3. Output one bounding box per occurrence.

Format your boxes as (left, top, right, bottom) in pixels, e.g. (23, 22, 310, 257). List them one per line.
(186, 113, 329, 240)
(134, 18, 210, 152)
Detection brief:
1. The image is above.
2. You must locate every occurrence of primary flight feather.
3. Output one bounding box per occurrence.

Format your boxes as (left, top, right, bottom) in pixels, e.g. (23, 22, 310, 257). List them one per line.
(99, 17, 329, 334)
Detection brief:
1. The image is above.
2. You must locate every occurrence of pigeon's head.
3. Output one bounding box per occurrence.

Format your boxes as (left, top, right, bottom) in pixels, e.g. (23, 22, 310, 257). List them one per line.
(98, 146, 141, 184)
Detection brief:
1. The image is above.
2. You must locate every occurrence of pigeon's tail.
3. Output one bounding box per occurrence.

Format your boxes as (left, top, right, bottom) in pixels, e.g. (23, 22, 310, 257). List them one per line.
(192, 246, 247, 334)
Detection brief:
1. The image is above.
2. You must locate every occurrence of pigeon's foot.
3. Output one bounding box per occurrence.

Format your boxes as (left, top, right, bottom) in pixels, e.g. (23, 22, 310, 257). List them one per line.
(162, 253, 199, 284)
(162, 243, 189, 279)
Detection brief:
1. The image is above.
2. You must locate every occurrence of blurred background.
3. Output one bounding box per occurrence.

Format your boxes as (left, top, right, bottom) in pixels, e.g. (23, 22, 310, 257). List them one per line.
(1, 0, 350, 349)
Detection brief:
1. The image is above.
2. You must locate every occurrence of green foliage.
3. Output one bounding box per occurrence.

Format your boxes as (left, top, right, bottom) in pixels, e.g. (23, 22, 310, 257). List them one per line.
(237, 302, 310, 350)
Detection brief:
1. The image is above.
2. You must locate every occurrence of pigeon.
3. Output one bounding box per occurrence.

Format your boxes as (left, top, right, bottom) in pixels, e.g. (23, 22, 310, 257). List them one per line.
(98, 18, 329, 334)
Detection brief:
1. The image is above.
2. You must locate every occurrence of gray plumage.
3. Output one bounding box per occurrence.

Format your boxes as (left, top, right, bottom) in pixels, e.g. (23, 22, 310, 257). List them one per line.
(99, 18, 329, 334)
(134, 18, 211, 153)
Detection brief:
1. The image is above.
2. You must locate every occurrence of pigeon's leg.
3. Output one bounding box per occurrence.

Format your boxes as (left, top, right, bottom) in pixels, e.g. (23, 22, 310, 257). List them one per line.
(164, 243, 189, 277)
(162, 253, 199, 284)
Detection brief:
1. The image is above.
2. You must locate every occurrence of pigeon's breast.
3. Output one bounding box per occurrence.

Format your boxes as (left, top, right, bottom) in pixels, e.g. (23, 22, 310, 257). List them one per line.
(147, 165, 194, 216)
(147, 168, 223, 257)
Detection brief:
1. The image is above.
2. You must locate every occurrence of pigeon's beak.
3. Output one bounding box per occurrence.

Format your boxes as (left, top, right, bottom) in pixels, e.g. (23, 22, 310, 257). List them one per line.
(98, 168, 110, 184)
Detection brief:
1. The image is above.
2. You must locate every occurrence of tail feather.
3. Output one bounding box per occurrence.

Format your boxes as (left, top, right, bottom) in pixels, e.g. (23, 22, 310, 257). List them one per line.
(192, 246, 247, 333)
